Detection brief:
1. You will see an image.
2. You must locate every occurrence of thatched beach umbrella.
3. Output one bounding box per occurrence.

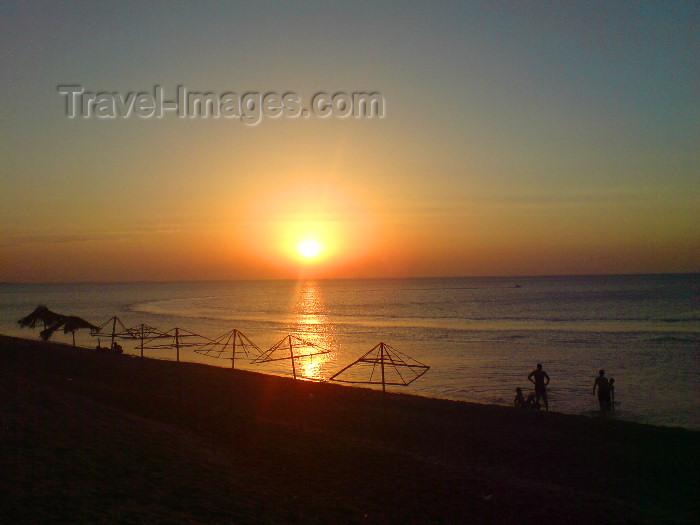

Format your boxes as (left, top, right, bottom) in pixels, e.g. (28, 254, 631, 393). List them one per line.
(40, 315, 99, 346)
(62, 316, 100, 346)
(17, 305, 66, 330)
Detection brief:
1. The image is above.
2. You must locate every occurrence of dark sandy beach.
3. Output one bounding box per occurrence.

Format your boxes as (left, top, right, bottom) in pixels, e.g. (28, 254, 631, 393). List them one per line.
(0, 334, 696, 524)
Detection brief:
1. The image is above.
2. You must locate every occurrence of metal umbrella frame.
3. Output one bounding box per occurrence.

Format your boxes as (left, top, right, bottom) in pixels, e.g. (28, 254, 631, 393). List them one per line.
(142, 327, 208, 362)
(91, 316, 130, 350)
(121, 323, 169, 357)
(91, 317, 169, 355)
(252, 334, 331, 379)
(194, 328, 263, 369)
(329, 342, 430, 393)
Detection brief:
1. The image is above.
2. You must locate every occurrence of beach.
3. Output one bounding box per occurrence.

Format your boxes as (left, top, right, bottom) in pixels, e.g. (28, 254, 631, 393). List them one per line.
(1, 334, 696, 524)
(2, 276, 697, 429)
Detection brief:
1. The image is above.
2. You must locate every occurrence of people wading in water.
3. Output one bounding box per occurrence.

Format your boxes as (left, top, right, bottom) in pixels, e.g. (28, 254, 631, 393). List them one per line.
(593, 369, 611, 411)
(527, 363, 550, 411)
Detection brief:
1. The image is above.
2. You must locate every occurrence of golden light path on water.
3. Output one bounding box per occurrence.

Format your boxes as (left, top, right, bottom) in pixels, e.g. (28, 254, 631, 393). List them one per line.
(290, 280, 336, 380)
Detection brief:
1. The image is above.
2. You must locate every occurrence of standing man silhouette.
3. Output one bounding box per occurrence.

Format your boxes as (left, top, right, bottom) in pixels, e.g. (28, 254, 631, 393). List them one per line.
(593, 369, 611, 411)
(527, 363, 550, 411)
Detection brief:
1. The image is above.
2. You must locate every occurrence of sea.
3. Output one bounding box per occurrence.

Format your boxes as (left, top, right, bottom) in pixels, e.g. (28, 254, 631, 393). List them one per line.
(0, 274, 697, 430)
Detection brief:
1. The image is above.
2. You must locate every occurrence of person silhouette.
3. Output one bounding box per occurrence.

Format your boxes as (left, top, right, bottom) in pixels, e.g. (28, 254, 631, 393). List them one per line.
(514, 387, 527, 408)
(526, 392, 540, 409)
(527, 363, 550, 411)
(608, 378, 615, 410)
(593, 369, 611, 411)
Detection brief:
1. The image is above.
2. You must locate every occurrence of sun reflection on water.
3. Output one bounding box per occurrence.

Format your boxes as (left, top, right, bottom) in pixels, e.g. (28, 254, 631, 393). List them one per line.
(290, 281, 336, 380)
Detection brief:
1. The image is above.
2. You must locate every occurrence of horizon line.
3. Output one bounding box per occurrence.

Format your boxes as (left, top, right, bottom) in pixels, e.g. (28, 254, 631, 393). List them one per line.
(0, 271, 696, 287)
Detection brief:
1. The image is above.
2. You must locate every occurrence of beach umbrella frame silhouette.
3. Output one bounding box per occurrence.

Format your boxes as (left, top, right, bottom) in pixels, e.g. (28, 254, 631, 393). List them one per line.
(92, 316, 130, 350)
(194, 328, 263, 369)
(92, 317, 171, 356)
(252, 334, 331, 379)
(141, 327, 207, 362)
(123, 323, 169, 357)
(329, 342, 430, 393)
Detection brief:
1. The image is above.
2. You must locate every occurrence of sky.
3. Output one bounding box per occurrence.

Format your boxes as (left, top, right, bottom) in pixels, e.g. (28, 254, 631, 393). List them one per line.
(0, 1, 697, 282)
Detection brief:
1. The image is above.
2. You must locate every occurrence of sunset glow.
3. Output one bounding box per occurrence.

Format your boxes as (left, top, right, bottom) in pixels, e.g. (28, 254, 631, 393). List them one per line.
(0, 3, 696, 282)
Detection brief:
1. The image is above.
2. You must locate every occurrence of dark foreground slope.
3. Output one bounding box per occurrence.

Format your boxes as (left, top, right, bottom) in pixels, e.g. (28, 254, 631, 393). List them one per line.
(0, 335, 696, 524)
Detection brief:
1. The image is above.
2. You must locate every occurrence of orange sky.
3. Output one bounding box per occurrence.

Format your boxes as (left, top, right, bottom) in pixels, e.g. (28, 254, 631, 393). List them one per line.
(0, 2, 697, 282)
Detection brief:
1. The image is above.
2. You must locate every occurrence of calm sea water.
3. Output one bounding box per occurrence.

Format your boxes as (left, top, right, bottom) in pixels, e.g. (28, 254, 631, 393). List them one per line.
(0, 275, 697, 429)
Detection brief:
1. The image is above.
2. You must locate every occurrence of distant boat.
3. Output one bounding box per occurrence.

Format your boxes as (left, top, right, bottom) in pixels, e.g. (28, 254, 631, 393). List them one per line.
(514, 284, 522, 288)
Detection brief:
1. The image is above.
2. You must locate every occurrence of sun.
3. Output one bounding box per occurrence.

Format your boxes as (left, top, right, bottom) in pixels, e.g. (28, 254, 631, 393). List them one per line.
(298, 239, 321, 259)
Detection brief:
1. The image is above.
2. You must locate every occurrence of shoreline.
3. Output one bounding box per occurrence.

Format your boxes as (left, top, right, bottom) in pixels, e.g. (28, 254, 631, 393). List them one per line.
(1, 334, 696, 524)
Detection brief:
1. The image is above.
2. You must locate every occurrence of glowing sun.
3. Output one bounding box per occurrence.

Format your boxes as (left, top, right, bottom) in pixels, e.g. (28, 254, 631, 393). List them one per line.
(298, 239, 321, 259)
